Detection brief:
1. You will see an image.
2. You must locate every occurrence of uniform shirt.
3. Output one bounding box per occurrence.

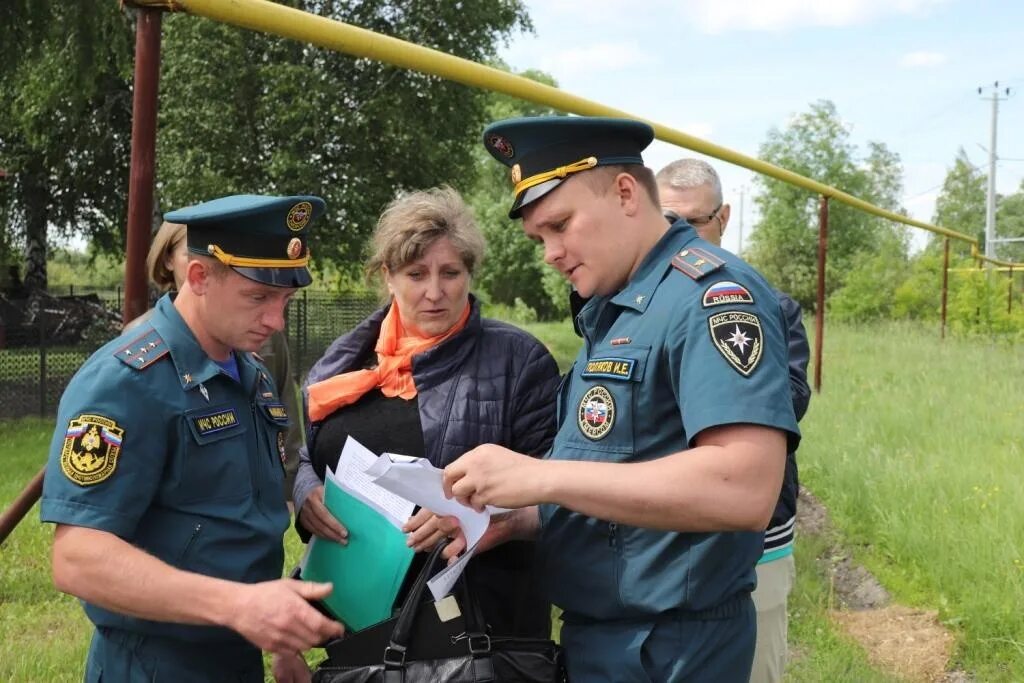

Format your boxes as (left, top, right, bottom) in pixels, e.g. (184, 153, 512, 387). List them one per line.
(538, 221, 800, 622)
(40, 294, 291, 645)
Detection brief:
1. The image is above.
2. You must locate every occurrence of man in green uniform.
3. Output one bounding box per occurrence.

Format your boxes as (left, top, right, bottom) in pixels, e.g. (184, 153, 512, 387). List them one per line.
(443, 117, 800, 681)
(41, 195, 344, 682)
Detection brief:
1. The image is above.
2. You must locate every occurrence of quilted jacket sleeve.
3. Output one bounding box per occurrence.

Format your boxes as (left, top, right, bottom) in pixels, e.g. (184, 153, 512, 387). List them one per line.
(509, 336, 561, 458)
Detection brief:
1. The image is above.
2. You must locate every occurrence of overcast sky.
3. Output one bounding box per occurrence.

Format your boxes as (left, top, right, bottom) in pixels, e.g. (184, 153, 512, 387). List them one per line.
(497, 0, 1024, 253)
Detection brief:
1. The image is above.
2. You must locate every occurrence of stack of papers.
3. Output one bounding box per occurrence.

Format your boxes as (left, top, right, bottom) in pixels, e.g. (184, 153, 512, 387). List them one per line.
(300, 437, 505, 631)
(366, 452, 508, 601)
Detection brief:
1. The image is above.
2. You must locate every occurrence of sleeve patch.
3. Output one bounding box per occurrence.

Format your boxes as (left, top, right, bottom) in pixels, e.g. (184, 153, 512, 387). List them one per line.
(702, 280, 754, 307)
(708, 311, 763, 376)
(671, 246, 725, 281)
(60, 414, 124, 486)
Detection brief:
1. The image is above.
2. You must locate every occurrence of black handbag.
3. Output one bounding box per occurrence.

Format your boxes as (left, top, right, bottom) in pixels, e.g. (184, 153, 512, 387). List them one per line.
(312, 541, 567, 683)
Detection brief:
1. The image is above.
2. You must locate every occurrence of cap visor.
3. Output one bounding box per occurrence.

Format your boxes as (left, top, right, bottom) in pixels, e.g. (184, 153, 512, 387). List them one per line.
(232, 266, 312, 288)
(509, 178, 564, 219)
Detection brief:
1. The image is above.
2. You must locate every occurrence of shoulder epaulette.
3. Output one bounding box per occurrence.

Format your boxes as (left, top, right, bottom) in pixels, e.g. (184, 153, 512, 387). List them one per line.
(671, 246, 724, 281)
(114, 328, 169, 370)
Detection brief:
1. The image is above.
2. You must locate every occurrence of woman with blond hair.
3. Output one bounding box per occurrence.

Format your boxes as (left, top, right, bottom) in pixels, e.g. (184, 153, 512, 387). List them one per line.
(289, 186, 558, 652)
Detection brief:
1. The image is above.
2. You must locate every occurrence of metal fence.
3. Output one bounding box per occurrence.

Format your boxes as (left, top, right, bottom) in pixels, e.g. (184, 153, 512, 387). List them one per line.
(0, 288, 379, 419)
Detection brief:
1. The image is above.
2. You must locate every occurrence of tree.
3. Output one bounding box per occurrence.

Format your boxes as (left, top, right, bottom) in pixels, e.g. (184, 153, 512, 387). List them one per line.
(995, 179, 1024, 263)
(0, 1, 135, 290)
(931, 147, 985, 258)
(744, 100, 906, 310)
(0, 0, 530, 288)
(464, 67, 566, 319)
(157, 0, 531, 272)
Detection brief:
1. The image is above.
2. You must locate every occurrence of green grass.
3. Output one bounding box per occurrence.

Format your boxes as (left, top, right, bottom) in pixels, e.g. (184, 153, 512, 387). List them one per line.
(0, 418, 315, 682)
(519, 319, 582, 372)
(798, 320, 1024, 681)
(4, 319, 1022, 681)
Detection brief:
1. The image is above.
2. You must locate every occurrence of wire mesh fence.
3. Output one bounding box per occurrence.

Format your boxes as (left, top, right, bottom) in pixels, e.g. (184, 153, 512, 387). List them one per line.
(0, 287, 380, 419)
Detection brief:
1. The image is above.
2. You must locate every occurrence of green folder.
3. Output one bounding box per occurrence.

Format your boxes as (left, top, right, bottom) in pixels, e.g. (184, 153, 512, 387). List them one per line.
(301, 483, 415, 631)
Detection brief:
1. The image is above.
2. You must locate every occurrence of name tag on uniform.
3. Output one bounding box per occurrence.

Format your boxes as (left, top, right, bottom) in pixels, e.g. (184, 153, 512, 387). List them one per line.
(190, 407, 240, 436)
(581, 357, 636, 381)
(265, 403, 288, 422)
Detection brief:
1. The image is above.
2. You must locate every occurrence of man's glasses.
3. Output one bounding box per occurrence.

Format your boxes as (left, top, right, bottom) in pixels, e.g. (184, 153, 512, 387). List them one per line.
(686, 203, 722, 227)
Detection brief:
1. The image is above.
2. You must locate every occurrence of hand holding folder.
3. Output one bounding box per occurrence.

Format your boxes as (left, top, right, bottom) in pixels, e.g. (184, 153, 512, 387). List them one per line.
(299, 438, 416, 632)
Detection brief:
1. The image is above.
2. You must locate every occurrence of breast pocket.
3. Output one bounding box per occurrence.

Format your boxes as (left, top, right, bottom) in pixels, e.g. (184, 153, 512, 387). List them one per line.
(568, 346, 650, 457)
(179, 404, 252, 502)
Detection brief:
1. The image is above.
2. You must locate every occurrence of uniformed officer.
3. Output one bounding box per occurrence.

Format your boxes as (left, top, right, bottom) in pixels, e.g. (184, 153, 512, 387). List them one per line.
(442, 117, 801, 682)
(657, 157, 812, 683)
(40, 195, 344, 682)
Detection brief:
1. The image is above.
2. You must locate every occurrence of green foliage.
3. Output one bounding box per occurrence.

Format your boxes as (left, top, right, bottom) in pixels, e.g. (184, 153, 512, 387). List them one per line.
(745, 100, 907, 312)
(480, 297, 538, 326)
(995, 179, 1024, 263)
(467, 67, 566, 320)
(828, 238, 908, 322)
(947, 269, 1024, 338)
(158, 1, 530, 268)
(933, 148, 986, 248)
(46, 248, 124, 289)
(0, 1, 135, 288)
(892, 250, 945, 321)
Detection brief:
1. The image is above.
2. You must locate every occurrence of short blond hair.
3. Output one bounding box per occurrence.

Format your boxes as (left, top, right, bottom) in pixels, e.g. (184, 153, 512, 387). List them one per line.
(146, 221, 187, 291)
(365, 186, 485, 283)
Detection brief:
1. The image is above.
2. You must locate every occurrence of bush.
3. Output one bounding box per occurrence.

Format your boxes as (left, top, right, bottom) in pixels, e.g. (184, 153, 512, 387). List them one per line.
(948, 269, 1024, 338)
(828, 248, 907, 322)
(481, 297, 538, 325)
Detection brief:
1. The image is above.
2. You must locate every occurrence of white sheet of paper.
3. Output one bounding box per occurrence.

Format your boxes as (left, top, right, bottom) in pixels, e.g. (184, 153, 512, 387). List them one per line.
(330, 437, 415, 529)
(366, 453, 504, 600)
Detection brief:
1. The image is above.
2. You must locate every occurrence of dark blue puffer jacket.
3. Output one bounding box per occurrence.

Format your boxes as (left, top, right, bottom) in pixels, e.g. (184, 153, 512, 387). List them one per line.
(292, 297, 561, 636)
(293, 297, 560, 512)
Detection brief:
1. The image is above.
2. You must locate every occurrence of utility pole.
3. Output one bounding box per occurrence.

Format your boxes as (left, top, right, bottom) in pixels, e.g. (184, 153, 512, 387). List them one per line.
(979, 82, 1011, 261)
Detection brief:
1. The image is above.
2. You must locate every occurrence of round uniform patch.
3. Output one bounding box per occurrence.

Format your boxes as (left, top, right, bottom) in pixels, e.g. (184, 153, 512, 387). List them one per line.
(60, 414, 124, 486)
(277, 431, 287, 465)
(286, 201, 313, 231)
(577, 385, 615, 440)
(286, 237, 303, 259)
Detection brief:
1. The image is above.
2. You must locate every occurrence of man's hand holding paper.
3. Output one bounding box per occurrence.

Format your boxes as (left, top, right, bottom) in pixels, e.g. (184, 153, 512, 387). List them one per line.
(442, 443, 552, 510)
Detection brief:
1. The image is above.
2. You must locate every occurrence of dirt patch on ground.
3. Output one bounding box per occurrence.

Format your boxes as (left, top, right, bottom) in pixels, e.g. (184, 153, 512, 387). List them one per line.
(832, 606, 956, 682)
(797, 487, 968, 682)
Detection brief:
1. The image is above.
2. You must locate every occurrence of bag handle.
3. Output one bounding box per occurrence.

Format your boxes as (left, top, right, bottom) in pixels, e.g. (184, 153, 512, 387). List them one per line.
(382, 540, 495, 683)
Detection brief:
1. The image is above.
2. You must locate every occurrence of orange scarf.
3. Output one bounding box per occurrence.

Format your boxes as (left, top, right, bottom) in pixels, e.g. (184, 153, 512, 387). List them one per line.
(307, 302, 471, 422)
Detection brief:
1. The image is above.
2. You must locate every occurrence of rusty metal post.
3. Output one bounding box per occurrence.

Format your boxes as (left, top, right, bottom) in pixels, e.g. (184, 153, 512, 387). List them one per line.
(123, 8, 163, 325)
(940, 238, 950, 339)
(0, 468, 45, 545)
(813, 195, 829, 393)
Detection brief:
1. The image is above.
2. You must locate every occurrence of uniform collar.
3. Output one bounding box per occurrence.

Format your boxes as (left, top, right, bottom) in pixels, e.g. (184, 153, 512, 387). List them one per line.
(609, 221, 699, 313)
(151, 294, 261, 391)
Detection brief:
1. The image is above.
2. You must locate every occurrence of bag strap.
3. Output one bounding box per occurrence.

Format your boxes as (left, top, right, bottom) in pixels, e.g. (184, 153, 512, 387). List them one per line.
(382, 540, 496, 683)
(382, 540, 448, 678)
(456, 575, 496, 682)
